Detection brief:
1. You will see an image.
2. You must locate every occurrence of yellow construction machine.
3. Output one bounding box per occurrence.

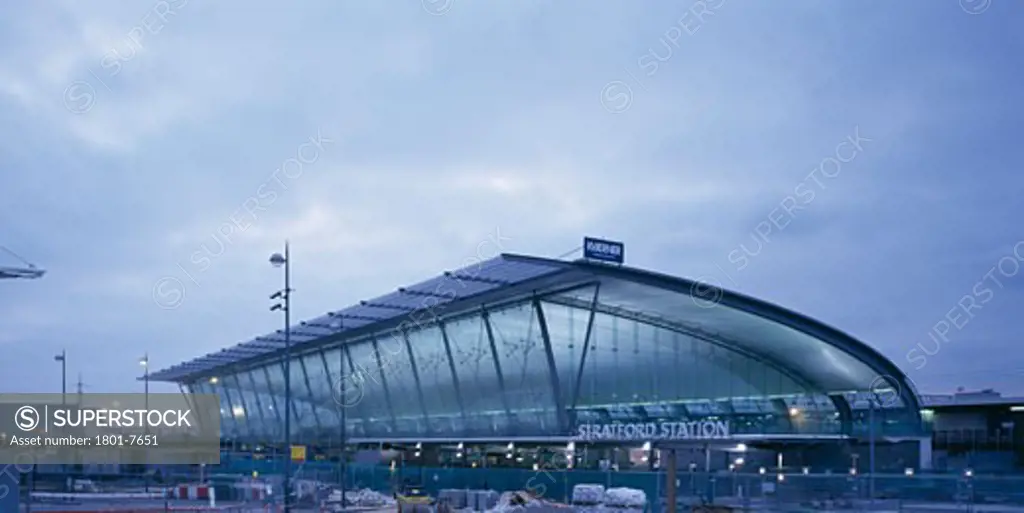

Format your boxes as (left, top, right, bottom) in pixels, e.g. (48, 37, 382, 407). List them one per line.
(395, 484, 433, 513)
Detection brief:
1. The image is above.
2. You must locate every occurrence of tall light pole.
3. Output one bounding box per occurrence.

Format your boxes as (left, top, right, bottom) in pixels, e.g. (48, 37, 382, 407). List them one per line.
(869, 393, 876, 507)
(269, 242, 292, 513)
(339, 345, 346, 505)
(54, 350, 66, 405)
(54, 350, 67, 490)
(140, 354, 150, 492)
(140, 354, 150, 407)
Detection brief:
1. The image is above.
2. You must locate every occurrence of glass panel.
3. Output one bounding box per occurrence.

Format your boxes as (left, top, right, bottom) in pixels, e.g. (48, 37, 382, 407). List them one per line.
(319, 347, 346, 443)
(369, 289, 453, 313)
(780, 394, 840, 433)
(347, 340, 393, 437)
(322, 348, 344, 403)
(264, 362, 302, 439)
(731, 397, 761, 414)
(488, 301, 558, 435)
(302, 352, 336, 443)
(717, 399, 737, 414)
(594, 279, 882, 392)
(395, 417, 424, 437)
(784, 395, 817, 411)
(325, 346, 368, 438)
(247, 370, 279, 442)
(404, 275, 498, 299)
(229, 374, 256, 441)
(815, 395, 834, 409)
(540, 297, 593, 412)
(193, 382, 224, 439)
(374, 333, 423, 437)
(255, 368, 283, 443)
(335, 304, 403, 324)
(212, 379, 239, 440)
(241, 374, 268, 441)
(407, 325, 462, 436)
(645, 404, 673, 416)
(607, 406, 634, 420)
(446, 312, 508, 437)
(291, 357, 320, 444)
(473, 258, 558, 283)
(686, 402, 712, 416)
(813, 397, 842, 434)
(579, 313, 792, 407)
(846, 391, 903, 410)
(575, 409, 603, 423)
(303, 353, 332, 407)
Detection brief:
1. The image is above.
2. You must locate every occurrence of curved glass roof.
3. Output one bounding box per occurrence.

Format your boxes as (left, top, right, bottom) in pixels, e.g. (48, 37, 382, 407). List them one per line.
(152, 253, 920, 415)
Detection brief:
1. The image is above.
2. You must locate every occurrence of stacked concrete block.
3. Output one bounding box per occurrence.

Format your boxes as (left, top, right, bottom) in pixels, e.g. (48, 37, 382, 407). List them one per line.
(469, 489, 500, 511)
(570, 484, 605, 513)
(438, 489, 468, 509)
(603, 488, 646, 510)
(571, 484, 605, 505)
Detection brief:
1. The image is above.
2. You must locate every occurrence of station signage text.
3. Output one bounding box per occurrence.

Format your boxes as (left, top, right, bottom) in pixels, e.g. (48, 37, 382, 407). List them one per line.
(576, 420, 731, 441)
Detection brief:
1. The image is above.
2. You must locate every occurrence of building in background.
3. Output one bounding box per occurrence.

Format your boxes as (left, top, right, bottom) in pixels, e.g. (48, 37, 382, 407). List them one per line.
(921, 389, 1024, 472)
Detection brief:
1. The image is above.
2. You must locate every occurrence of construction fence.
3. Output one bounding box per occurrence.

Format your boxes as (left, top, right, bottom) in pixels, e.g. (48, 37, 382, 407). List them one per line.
(343, 466, 1024, 508)
(22, 464, 1024, 510)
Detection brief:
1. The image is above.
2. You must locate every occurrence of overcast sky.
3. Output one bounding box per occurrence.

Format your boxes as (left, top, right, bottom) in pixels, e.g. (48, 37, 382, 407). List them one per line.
(1, 0, 1022, 398)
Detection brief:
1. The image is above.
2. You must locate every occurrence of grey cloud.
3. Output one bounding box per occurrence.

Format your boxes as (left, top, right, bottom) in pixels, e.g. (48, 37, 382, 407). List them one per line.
(1, 0, 1022, 396)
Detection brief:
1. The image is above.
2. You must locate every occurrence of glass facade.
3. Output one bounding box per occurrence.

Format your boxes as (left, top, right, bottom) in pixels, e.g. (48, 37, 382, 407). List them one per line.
(184, 283, 924, 447)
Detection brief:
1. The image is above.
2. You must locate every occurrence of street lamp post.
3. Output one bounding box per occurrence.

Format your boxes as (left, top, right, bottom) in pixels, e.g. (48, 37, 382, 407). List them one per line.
(341, 356, 347, 506)
(54, 350, 67, 491)
(140, 354, 150, 492)
(54, 350, 66, 405)
(869, 394, 876, 507)
(140, 354, 150, 409)
(269, 243, 292, 513)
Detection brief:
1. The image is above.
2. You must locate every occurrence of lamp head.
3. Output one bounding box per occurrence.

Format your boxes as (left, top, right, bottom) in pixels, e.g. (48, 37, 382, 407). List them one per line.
(269, 253, 286, 267)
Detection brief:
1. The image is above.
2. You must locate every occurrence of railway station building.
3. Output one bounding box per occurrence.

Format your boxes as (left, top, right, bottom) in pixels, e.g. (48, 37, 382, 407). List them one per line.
(151, 250, 932, 473)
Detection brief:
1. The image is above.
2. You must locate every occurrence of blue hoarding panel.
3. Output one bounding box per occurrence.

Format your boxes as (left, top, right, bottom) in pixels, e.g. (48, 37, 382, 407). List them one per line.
(0, 466, 18, 513)
(583, 237, 624, 264)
